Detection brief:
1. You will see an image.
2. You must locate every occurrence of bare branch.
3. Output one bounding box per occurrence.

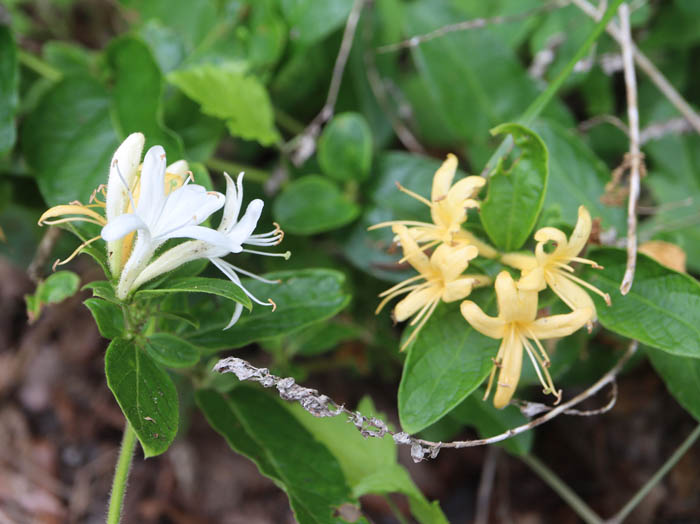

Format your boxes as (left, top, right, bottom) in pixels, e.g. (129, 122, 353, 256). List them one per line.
(27, 227, 61, 283)
(213, 341, 638, 462)
(640, 117, 693, 145)
(570, 0, 700, 135)
(376, 2, 563, 54)
(618, 3, 642, 295)
(283, 0, 366, 166)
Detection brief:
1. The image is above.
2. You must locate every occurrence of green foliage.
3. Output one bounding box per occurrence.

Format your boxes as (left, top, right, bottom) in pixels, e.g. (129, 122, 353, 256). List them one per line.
(318, 113, 373, 182)
(105, 338, 179, 457)
(84, 298, 124, 339)
(647, 347, 700, 422)
(196, 387, 364, 524)
(168, 66, 281, 146)
(582, 248, 700, 358)
(134, 276, 252, 310)
(25, 270, 80, 321)
(0, 27, 18, 154)
(398, 291, 496, 434)
(273, 175, 360, 235)
(480, 123, 549, 250)
(279, 0, 354, 44)
(143, 332, 200, 368)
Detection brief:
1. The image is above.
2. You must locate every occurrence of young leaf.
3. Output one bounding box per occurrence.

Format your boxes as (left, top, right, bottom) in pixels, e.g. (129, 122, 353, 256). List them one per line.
(22, 77, 120, 206)
(273, 175, 360, 235)
(134, 276, 252, 310)
(279, 0, 354, 44)
(0, 26, 18, 154)
(317, 113, 373, 182)
(581, 247, 700, 358)
(398, 290, 496, 434)
(188, 269, 351, 352)
(83, 280, 118, 303)
(25, 271, 81, 322)
(647, 347, 700, 422)
(480, 123, 549, 251)
(196, 387, 363, 524)
(144, 333, 200, 368)
(84, 298, 124, 339)
(105, 338, 179, 457)
(168, 66, 281, 146)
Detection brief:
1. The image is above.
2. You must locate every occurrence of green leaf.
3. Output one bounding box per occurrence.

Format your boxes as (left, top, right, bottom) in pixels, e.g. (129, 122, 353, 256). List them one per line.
(22, 76, 120, 206)
(168, 66, 281, 146)
(532, 119, 626, 231)
(144, 332, 199, 368)
(134, 276, 252, 310)
(84, 298, 124, 339)
(289, 321, 363, 357)
(273, 175, 360, 235)
(196, 387, 360, 524)
(450, 394, 533, 456)
(289, 397, 448, 524)
(279, 0, 353, 44)
(647, 347, 700, 422)
(106, 36, 183, 158)
(0, 26, 18, 154)
(581, 247, 700, 358)
(318, 113, 373, 182)
(25, 270, 81, 322)
(83, 280, 118, 303)
(105, 338, 179, 457)
(398, 290, 496, 434)
(480, 123, 548, 251)
(188, 269, 351, 352)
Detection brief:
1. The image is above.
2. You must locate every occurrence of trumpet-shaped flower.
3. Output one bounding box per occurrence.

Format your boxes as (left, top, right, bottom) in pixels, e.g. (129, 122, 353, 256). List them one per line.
(500, 206, 610, 325)
(376, 224, 490, 351)
(460, 271, 592, 409)
(132, 172, 288, 327)
(101, 145, 225, 299)
(369, 153, 497, 258)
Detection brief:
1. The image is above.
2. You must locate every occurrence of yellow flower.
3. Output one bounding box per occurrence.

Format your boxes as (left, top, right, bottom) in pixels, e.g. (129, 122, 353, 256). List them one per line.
(500, 206, 610, 325)
(461, 271, 592, 409)
(369, 154, 497, 258)
(376, 224, 490, 351)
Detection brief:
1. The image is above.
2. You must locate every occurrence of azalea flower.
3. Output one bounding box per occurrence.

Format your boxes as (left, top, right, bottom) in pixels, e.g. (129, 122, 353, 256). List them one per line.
(461, 271, 592, 409)
(369, 153, 497, 258)
(101, 145, 226, 300)
(500, 206, 611, 326)
(376, 224, 490, 351)
(131, 172, 288, 328)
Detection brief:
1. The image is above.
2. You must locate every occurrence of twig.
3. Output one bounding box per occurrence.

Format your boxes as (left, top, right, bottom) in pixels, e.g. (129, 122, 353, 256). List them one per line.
(213, 341, 638, 462)
(570, 0, 700, 135)
(474, 446, 500, 524)
(578, 114, 629, 136)
(618, 3, 641, 295)
(363, 6, 425, 153)
(283, 0, 366, 166)
(640, 117, 693, 145)
(27, 227, 61, 283)
(516, 380, 617, 417)
(376, 2, 563, 54)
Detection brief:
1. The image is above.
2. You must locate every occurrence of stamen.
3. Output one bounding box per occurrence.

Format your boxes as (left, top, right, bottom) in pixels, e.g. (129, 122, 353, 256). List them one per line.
(41, 217, 106, 227)
(52, 235, 101, 268)
(378, 274, 424, 296)
(375, 283, 430, 314)
(400, 298, 439, 351)
(268, 299, 277, 311)
(222, 262, 281, 284)
(563, 272, 612, 305)
(242, 249, 291, 259)
(114, 159, 137, 212)
(569, 256, 603, 269)
(368, 220, 433, 231)
(398, 239, 439, 264)
(523, 337, 550, 393)
(553, 261, 575, 273)
(395, 182, 433, 208)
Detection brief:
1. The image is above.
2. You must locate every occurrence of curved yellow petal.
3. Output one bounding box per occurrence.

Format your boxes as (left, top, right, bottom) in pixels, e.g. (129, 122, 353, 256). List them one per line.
(567, 206, 592, 256)
(500, 252, 537, 271)
(394, 287, 438, 322)
(38, 204, 106, 225)
(493, 328, 523, 409)
(451, 230, 498, 258)
(460, 300, 506, 339)
(546, 272, 596, 316)
(431, 153, 458, 201)
(495, 271, 538, 323)
(431, 243, 478, 281)
(517, 266, 546, 292)
(446, 175, 484, 209)
(442, 278, 473, 302)
(528, 307, 593, 340)
(393, 224, 430, 275)
(534, 227, 567, 249)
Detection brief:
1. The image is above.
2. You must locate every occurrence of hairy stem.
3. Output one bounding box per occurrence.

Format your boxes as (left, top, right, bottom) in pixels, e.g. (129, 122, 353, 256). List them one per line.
(107, 421, 137, 524)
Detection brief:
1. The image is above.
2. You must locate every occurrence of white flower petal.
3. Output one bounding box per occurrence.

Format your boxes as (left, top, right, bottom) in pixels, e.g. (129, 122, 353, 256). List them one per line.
(137, 145, 167, 224)
(227, 199, 263, 247)
(106, 133, 144, 222)
(101, 213, 146, 241)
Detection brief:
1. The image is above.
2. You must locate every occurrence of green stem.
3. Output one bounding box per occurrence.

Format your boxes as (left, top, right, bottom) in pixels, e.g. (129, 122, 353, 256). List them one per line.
(609, 423, 700, 524)
(205, 157, 270, 184)
(483, 0, 625, 172)
(18, 50, 62, 81)
(107, 421, 137, 524)
(275, 107, 306, 135)
(521, 454, 603, 524)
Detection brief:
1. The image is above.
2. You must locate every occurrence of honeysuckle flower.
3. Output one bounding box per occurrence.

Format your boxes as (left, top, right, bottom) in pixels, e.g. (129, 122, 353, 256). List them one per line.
(376, 224, 490, 351)
(101, 145, 226, 299)
(132, 172, 288, 328)
(460, 271, 592, 409)
(369, 153, 498, 258)
(500, 206, 611, 327)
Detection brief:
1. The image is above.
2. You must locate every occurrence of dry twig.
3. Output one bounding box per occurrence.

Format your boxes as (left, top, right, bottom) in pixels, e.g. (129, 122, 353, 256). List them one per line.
(213, 341, 637, 462)
(618, 3, 642, 295)
(283, 0, 366, 166)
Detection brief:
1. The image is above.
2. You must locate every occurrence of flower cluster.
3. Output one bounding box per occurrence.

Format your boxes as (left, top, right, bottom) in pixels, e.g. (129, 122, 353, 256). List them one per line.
(39, 133, 288, 327)
(372, 154, 609, 408)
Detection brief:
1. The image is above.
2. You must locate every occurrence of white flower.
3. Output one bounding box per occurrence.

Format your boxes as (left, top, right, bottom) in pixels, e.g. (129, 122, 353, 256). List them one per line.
(101, 145, 226, 299)
(132, 172, 289, 327)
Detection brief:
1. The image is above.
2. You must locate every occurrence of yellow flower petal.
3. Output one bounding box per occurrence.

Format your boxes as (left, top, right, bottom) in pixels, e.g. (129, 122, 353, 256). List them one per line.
(493, 328, 523, 409)
(460, 300, 506, 339)
(38, 204, 106, 226)
(533, 226, 568, 249)
(430, 153, 458, 201)
(528, 307, 593, 340)
(517, 266, 546, 292)
(500, 252, 537, 271)
(442, 277, 473, 302)
(495, 271, 537, 323)
(546, 272, 596, 316)
(567, 205, 592, 256)
(393, 224, 431, 275)
(431, 243, 477, 281)
(394, 287, 438, 322)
